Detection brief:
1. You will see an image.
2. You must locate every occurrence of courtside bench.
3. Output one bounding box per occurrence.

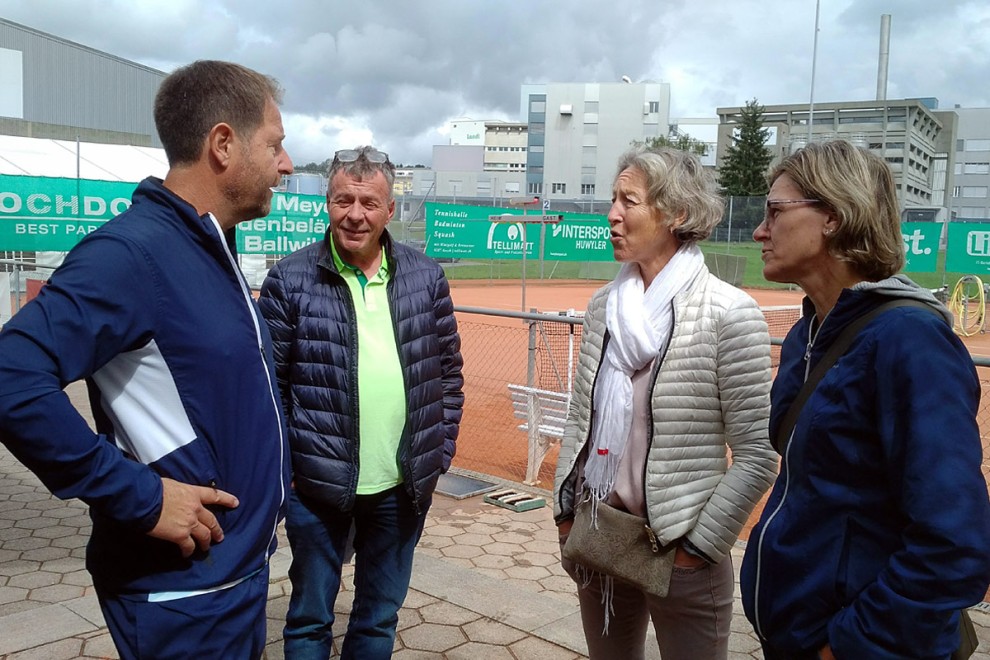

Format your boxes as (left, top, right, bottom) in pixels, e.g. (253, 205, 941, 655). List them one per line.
(506, 383, 570, 486)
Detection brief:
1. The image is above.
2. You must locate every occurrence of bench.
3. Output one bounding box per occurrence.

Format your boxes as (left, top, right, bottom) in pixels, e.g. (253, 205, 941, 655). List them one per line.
(507, 384, 570, 486)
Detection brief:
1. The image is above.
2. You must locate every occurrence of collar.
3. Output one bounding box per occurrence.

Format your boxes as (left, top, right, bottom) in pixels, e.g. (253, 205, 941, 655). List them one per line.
(328, 235, 389, 286)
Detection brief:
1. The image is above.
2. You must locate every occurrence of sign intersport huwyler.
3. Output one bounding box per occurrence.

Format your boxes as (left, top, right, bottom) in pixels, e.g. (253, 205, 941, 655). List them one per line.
(425, 202, 613, 262)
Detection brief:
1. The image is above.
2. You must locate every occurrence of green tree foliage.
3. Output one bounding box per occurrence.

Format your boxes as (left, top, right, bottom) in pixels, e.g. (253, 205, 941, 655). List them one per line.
(642, 132, 709, 156)
(295, 158, 332, 174)
(718, 99, 773, 196)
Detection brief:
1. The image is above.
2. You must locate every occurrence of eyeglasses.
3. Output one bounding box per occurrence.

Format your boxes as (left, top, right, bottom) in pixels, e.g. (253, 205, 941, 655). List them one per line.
(763, 198, 822, 228)
(333, 148, 390, 165)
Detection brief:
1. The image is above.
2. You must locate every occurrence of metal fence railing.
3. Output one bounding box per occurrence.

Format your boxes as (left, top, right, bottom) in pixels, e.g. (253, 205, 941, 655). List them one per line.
(0, 258, 57, 325)
(451, 305, 990, 497)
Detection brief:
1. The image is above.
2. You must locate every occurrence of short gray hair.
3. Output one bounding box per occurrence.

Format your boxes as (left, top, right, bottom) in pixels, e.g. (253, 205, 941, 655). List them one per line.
(327, 146, 395, 201)
(614, 146, 724, 244)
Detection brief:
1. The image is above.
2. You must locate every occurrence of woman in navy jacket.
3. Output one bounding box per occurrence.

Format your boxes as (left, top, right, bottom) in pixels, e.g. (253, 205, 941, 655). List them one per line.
(742, 140, 990, 659)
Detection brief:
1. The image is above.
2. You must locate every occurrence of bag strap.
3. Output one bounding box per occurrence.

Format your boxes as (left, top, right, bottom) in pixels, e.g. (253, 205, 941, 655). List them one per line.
(772, 299, 939, 455)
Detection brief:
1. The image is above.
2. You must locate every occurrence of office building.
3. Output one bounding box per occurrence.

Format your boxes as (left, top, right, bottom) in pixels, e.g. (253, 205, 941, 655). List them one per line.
(716, 99, 958, 210)
(950, 107, 990, 220)
(521, 81, 671, 207)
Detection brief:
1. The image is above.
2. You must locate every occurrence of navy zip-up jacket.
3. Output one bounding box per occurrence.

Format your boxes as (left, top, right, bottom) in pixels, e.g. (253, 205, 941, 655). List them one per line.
(741, 278, 990, 658)
(0, 177, 289, 597)
(259, 233, 463, 513)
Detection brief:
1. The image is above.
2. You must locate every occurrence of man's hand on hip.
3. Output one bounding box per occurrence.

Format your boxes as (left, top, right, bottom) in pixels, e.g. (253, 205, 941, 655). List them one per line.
(148, 478, 239, 558)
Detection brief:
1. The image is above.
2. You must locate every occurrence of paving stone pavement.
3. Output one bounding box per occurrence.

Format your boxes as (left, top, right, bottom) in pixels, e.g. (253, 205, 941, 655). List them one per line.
(2, 382, 989, 658)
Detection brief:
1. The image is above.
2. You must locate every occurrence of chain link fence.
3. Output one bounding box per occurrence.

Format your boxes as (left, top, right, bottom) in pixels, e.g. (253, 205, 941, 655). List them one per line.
(451, 304, 990, 498)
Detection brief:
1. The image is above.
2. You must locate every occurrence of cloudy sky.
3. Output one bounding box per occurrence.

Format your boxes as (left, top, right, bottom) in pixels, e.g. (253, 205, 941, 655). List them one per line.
(3, 0, 988, 166)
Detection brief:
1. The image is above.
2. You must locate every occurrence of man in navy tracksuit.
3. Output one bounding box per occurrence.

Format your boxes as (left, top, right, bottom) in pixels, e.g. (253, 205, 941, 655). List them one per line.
(0, 60, 294, 658)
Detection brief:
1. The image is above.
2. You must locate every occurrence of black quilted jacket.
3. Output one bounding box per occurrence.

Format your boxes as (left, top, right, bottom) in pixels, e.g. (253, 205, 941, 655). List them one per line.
(258, 233, 464, 513)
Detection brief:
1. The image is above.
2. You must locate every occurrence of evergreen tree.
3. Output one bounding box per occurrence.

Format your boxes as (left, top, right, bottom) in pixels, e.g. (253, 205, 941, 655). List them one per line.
(642, 132, 709, 156)
(718, 99, 773, 196)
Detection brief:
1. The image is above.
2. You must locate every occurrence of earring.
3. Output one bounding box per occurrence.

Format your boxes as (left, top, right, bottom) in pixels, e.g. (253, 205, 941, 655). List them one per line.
(824, 228, 833, 236)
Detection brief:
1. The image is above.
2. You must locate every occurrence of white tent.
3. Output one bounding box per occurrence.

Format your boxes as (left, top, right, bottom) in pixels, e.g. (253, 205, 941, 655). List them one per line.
(0, 135, 168, 181)
(0, 135, 273, 287)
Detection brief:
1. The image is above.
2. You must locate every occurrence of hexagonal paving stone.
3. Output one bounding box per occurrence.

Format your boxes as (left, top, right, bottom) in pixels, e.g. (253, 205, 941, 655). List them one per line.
(462, 617, 528, 646)
(0, 508, 39, 521)
(446, 642, 515, 659)
(8, 569, 60, 589)
(61, 569, 94, 587)
(426, 524, 464, 538)
(451, 533, 493, 547)
(51, 534, 88, 549)
(81, 631, 120, 659)
(24, 499, 66, 511)
(514, 551, 558, 567)
(0, 584, 29, 605)
(400, 589, 437, 609)
(491, 530, 536, 545)
(10, 491, 53, 503)
(399, 622, 467, 652)
(21, 546, 71, 563)
(30, 525, 79, 540)
(483, 542, 525, 557)
(2, 536, 49, 551)
(27, 582, 86, 603)
(472, 554, 516, 570)
(504, 565, 552, 580)
(0, 559, 40, 576)
(440, 544, 484, 560)
(417, 536, 453, 550)
(520, 539, 562, 555)
(419, 600, 480, 627)
(396, 607, 423, 632)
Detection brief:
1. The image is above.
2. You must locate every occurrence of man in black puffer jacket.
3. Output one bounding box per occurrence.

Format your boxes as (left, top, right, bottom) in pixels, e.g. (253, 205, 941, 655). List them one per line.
(259, 146, 463, 660)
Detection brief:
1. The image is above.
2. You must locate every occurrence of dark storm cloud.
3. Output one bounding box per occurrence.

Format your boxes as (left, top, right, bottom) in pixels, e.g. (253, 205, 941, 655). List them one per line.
(2, 0, 987, 164)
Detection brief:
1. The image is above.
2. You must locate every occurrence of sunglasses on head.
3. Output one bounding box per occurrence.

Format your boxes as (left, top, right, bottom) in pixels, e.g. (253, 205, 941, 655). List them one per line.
(333, 148, 390, 164)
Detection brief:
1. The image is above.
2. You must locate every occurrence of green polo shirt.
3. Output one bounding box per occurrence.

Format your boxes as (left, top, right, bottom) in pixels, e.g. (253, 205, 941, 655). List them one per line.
(330, 238, 407, 494)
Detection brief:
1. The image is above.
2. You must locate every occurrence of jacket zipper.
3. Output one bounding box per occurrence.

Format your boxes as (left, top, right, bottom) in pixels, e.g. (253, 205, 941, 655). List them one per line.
(640, 300, 675, 537)
(751, 314, 824, 639)
(206, 213, 286, 564)
(384, 269, 419, 512)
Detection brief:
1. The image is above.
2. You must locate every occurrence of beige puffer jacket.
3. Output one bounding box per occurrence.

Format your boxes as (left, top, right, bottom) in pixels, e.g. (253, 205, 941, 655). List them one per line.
(553, 267, 777, 563)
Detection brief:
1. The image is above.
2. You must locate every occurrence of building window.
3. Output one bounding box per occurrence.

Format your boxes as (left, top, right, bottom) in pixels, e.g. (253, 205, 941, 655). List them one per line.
(966, 139, 990, 151)
(552, 183, 566, 194)
(648, 101, 660, 113)
(585, 101, 599, 112)
(581, 184, 595, 195)
(964, 162, 990, 174)
(955, 163, 963, 175)
(960, 207, 988, 219)
(528, 182, 543, 194)
(530, 100, 546, 113)
(962, 186, 988, 198)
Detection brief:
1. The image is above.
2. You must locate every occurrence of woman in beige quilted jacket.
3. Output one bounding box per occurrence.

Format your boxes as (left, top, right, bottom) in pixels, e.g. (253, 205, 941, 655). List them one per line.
(553, 145, 778, 660)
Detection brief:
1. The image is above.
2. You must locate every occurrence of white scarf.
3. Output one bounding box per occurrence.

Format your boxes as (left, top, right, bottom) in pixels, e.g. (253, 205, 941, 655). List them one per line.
(584, 243, 705, 504)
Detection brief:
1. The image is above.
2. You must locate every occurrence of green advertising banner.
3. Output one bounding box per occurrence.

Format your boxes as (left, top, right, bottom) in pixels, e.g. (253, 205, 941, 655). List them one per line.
(0, 174, 327, 254)
(426, 202, 612, 261)
(947, 222, 990, 274)
(234, 193, 327, 254)
(900, 222, 940, 273)
(0, 175, 135, 251)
